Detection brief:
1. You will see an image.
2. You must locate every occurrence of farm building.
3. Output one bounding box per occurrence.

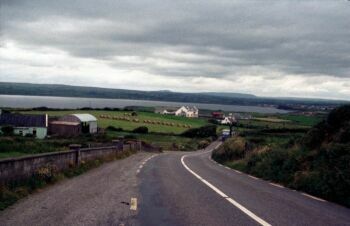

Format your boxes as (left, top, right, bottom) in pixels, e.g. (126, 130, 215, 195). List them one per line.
(220, 116, 236, 125)
(48, 121, 81, 137)
(155, 107, 177, 115)
(212, 111, 224, 119)
(49, 113, 97, 136)
(175, 106, 199, 118)
(0, 112, 48, 139)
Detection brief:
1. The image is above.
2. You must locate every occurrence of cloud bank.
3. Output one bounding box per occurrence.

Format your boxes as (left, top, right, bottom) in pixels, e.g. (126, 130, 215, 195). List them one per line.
(1, 0, 349, 100)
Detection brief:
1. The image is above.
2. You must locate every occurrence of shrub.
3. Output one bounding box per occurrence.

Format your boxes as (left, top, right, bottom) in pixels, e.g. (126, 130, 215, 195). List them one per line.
(1, 125, 14, 135)
(132, 126, 149, 134)
(181, 125, 217, 138)
(198, 139, 210, 149)
(212, 137, 246, 163)
(124, 134, 136, 140)
(106, 126, 123, 132)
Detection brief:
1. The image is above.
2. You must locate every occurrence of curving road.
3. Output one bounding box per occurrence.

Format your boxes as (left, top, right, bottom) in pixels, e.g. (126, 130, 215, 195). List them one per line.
(1, 142, 350, 226)
(137, 141, 350, 226)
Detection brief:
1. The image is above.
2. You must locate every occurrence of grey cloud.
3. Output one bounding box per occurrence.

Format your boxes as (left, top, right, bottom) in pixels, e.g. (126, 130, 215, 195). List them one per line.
(1, 0, 350, 80)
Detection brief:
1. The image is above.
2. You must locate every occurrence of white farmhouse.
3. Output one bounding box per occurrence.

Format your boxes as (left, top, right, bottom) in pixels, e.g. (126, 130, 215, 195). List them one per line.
(0, 112, 48, 139)
(220, 114, 237, 125)
(175, 106, 199, 118)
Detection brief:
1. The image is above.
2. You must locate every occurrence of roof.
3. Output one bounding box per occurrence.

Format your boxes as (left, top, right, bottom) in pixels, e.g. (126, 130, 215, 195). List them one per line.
(0, 113, 47, 127)
(212, 112, 224, 115)
(50, 121, 80, 126)
(179, 106, 198, 112)
(71, 114, 97, 122)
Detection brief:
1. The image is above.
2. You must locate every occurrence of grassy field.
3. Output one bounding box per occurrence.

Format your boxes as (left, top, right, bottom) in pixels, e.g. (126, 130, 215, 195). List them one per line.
(19, 110, 208, 134)
(277, 114, 324, 127)
(253, 117, 290, 123)
(1, 109, 322, 159)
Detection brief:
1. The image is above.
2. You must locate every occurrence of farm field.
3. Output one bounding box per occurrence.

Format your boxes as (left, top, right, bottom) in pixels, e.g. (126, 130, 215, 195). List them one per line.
(19, 110, 208, 134)
(277, 114, 324, 127)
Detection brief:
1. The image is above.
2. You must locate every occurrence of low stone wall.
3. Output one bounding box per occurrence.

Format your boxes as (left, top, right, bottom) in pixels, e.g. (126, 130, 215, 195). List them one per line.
(0, 140, 143, 184)
(0, 151, 77, 183)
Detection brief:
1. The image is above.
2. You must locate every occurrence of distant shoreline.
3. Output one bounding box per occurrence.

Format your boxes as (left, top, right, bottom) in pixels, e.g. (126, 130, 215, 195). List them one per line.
(0, 94, 290, 114)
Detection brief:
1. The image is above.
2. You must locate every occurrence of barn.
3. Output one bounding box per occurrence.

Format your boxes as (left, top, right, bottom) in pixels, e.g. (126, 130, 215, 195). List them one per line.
(0, 112, 48, 139)
(49, 114, 97, 137)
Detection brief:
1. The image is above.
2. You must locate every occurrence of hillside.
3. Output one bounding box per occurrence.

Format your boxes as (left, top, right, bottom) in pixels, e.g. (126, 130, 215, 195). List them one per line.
(199, 92, 256, 99)
(0, 82, 347, 108)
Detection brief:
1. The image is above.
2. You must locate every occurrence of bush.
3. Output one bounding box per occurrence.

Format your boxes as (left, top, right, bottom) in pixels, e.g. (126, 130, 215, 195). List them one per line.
(212, 137, 246, 163)
(132, 126, 148, 134)
(198, 139, 211, 149)
(124, 134, 136, 140)
(1, 125, 14, 135)
(106, 126, 123, 132)
(181, 125, 217, 138)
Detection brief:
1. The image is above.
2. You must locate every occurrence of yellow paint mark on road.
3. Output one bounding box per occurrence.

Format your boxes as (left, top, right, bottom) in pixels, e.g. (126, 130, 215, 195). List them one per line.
(130, 198, 137, 210)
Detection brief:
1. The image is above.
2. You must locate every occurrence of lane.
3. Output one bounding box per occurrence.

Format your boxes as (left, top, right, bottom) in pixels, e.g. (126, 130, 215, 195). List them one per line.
(137, 148, 259, 226)
(184, 146, 350, 226)
(0, 152, 155, 226)
(181, 154, 270, 226)
(138, 143, 350, 226)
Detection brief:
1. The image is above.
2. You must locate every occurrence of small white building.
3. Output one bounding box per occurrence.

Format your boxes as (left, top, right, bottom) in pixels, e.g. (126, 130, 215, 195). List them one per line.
(175, 106, 199, 118)
(0, 112, 48, 139)
(221, 115, 237, 125)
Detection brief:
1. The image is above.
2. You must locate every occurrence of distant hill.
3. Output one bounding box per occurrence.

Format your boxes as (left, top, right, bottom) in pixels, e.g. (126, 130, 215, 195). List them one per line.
(0, 82, 347, 108)
(199, 92, 256, 99)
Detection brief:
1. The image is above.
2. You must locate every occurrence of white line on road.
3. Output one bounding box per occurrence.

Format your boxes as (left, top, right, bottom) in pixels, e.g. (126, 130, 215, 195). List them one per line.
(269, 182, 284, 189)
(234, 170, 242, 174)
(137, 154, 157, 174)
(301, 193, 326, 202)
(181, 154, 271, 226)
(248, 175, 259, 180)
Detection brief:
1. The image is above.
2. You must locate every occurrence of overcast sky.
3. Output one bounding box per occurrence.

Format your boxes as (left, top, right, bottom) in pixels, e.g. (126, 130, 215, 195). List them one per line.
(0, 0, 349, 100)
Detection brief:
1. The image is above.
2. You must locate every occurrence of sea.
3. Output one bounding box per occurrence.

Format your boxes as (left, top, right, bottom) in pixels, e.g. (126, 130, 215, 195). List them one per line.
(0, 95, 289, 114)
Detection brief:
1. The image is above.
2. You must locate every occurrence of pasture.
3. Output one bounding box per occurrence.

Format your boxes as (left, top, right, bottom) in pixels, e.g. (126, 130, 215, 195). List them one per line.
(19, 110, 208, 134)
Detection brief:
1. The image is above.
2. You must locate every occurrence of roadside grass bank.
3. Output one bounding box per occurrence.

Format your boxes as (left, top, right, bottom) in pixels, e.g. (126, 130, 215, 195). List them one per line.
(0, 128, 214, 159)
(0, 133, 114, 159)
(212, 105, 350, 207)
(0, 149, 137, 211)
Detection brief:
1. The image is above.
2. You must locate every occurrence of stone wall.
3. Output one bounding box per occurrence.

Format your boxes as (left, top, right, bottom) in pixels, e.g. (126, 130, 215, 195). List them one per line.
(0, 140, 144, 184)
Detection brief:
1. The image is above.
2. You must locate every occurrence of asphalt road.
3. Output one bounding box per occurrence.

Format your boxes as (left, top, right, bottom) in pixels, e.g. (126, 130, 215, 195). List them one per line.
(137, 141, 350, 226)
(1, 143, 350, 226)
(0, 152, 154, 226)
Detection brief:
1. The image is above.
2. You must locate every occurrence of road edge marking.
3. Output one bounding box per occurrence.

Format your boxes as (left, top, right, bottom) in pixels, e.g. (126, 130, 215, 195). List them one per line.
(301, 193, 326, 202)
(181, 155, 271, 226)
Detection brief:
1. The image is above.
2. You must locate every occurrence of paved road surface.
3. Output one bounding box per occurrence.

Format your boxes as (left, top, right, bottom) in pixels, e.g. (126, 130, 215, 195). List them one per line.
(138, 142, 350, 226)
(0, 152, 154, 226)
(1, 143, 350, 226)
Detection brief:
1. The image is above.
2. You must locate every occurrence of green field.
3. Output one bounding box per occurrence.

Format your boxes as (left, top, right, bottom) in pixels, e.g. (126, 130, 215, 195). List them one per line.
(277, 114, 324, 127)
(19, 110, 208, 134)
(0, 110, 212, 159)
(0, 109, 322, 159)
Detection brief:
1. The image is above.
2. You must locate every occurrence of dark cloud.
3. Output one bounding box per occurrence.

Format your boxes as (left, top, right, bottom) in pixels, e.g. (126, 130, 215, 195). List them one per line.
(0, 0, 349, 83)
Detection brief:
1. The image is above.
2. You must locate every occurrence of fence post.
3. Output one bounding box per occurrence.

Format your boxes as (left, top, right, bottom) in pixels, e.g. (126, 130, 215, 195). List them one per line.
(138, 140, 142, 152)
(69, 144, 81, 166)
(112, 139, 122, 155)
